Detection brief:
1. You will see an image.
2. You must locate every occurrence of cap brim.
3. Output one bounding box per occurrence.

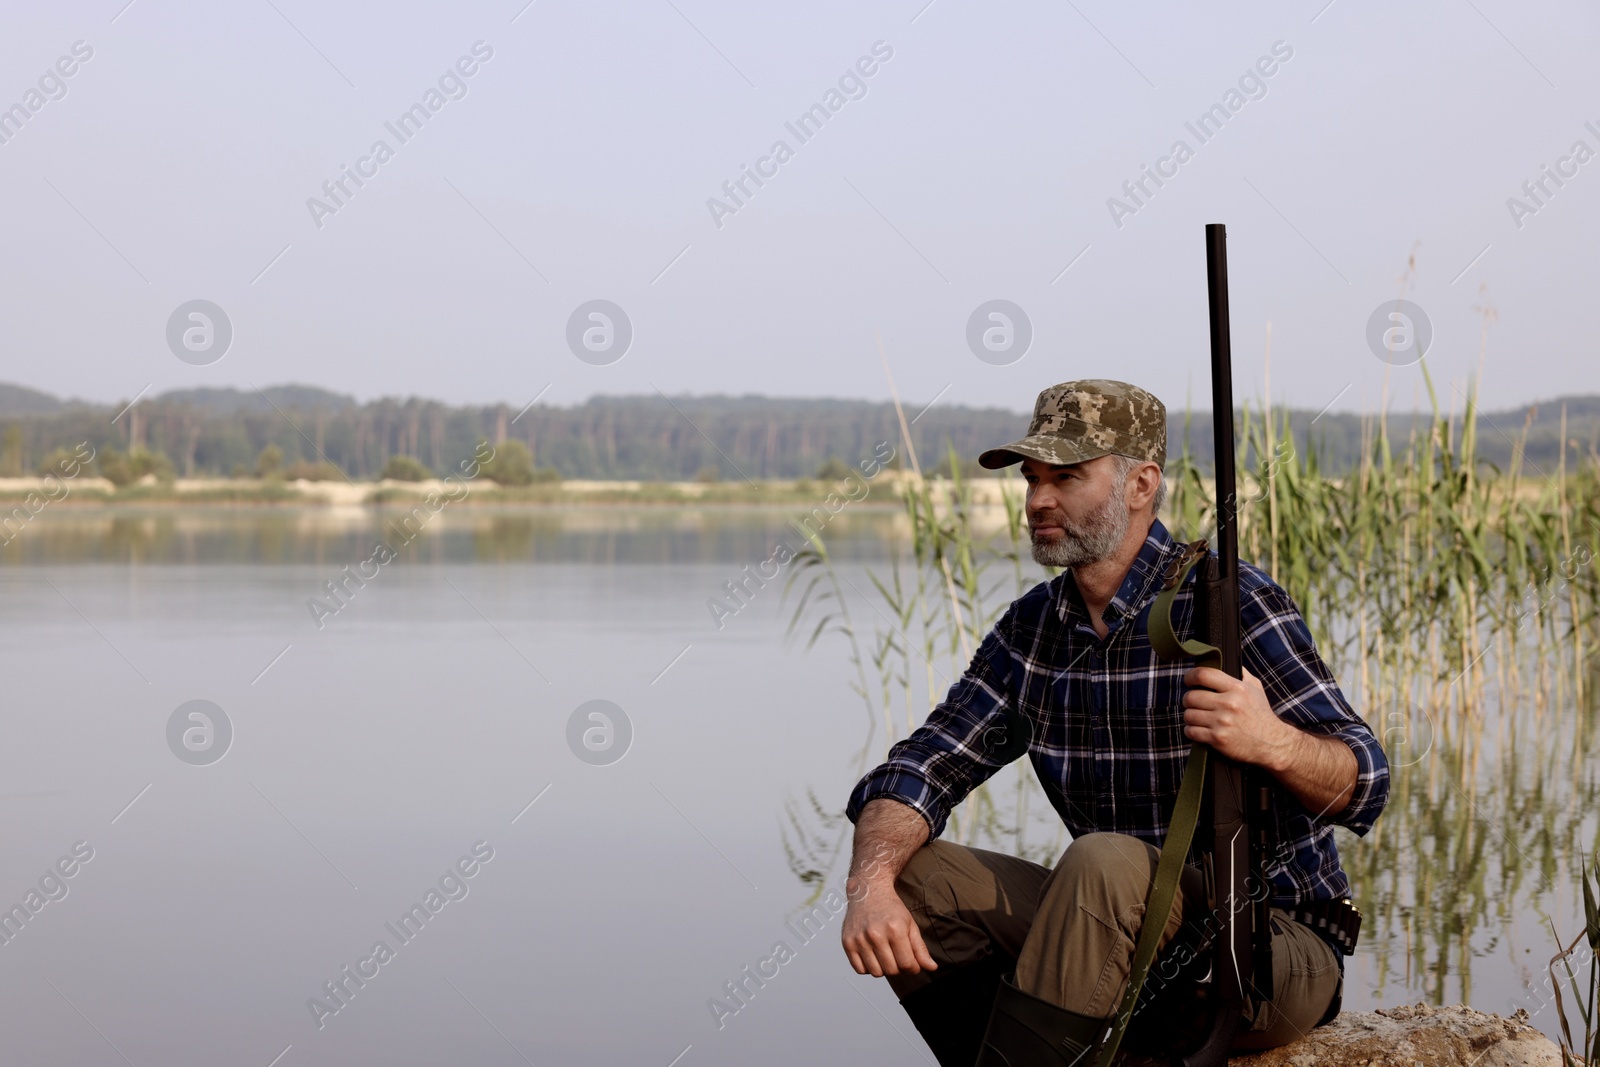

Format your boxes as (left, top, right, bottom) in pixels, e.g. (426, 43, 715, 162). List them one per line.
(977, 435, 1113, 470)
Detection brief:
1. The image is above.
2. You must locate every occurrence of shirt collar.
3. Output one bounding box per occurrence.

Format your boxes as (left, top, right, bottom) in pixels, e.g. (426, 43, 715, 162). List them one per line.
(1055, 518, 1178, 630)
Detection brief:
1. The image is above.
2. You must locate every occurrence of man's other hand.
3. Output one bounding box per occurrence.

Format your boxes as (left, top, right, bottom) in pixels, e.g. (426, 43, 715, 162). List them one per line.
(841, 879, 938, 978)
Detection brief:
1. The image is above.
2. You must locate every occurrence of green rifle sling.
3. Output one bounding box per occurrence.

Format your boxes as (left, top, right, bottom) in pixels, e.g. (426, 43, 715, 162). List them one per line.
(1093, 544, 1218, 1067)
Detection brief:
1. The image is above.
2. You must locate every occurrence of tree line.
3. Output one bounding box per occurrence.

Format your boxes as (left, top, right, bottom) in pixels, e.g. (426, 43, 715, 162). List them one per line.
(0, 382, 1592, 482)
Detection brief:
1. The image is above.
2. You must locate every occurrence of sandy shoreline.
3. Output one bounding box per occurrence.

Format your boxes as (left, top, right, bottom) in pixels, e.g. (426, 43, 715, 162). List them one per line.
(0, 471, 1020, 508)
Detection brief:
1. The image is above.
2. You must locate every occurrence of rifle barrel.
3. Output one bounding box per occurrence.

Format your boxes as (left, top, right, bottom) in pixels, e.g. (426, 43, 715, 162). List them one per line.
(1204, 223, 1242, 678)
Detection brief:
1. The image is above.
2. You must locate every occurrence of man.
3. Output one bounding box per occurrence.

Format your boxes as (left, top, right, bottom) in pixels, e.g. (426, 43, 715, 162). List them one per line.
(839, 380, 1388, 1065)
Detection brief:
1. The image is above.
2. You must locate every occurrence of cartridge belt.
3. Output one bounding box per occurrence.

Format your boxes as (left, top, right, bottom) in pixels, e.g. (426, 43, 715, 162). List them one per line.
(1285, 896, 1361, 956)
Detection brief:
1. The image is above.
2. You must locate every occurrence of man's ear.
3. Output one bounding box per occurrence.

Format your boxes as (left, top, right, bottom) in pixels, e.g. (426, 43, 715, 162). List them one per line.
(1127, 461, 1161, 510)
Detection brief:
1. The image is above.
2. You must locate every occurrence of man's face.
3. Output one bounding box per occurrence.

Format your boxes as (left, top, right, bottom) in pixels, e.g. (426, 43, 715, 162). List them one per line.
(1021, 454, 1131, 569)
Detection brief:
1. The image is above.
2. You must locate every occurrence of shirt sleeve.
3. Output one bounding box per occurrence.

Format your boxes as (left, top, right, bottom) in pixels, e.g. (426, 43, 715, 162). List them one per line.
(1238, 566, 1390, 836)
(844, 601, 1026, 840)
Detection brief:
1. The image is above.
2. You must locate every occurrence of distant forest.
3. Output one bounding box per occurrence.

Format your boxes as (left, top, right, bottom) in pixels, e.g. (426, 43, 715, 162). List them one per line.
(0, 381, 1595, 481)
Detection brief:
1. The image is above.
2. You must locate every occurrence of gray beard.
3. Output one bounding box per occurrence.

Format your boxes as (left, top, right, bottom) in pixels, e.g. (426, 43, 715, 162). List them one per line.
(1030, 484, 1131, 569)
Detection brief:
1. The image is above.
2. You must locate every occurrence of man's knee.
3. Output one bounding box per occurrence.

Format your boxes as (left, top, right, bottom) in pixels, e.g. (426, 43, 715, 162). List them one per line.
(1234, 912, 1343, 1050)
(1051, 833, 1156, 896)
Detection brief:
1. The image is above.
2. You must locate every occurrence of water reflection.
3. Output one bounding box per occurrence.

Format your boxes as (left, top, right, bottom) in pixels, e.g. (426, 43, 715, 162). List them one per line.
(0, 505, 911, 566)
(1348, 689, 1600, 1015)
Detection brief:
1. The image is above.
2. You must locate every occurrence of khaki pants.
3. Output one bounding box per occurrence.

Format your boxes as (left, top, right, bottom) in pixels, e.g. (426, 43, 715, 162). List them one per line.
(887, 833, 1342, 1053)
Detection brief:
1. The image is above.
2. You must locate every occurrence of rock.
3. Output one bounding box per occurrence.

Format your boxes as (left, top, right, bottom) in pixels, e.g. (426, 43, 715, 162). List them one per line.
(1122, 1003, 1562, 1066)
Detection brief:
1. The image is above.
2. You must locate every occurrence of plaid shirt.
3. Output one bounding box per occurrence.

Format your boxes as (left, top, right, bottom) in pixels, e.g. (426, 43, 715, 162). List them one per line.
(846, 518, 1389, 908)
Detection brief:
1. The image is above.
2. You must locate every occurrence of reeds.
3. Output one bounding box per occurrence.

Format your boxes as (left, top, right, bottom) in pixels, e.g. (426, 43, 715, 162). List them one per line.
(779, 441, 1066, 884)
(1165, 365, 1598, 718)
(1550, 851, 1600, 1065)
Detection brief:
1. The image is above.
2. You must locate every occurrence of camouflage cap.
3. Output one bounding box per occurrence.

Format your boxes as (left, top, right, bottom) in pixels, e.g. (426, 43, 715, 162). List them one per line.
(978, 379, 1167, 470)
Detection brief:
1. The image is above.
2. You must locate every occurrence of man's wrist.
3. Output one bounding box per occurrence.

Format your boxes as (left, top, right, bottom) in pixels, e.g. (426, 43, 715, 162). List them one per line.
(845, 871, 896, 903)
(1264, 719, 1303, 775)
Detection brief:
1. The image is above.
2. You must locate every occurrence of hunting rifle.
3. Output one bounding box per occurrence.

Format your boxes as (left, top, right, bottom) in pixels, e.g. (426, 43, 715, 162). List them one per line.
(1093, 223, 1276, 1067)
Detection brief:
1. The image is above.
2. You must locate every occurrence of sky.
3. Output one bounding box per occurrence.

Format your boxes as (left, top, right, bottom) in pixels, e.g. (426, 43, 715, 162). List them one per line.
(1, 0, 1595, 420)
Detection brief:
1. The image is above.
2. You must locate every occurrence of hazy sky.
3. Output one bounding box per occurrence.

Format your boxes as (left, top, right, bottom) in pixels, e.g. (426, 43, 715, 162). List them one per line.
(1, 0, 1594, 418)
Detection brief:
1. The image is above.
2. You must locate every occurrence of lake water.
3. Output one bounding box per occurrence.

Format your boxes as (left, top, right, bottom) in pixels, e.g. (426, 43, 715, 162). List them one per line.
(0, 505, 1590, 1064)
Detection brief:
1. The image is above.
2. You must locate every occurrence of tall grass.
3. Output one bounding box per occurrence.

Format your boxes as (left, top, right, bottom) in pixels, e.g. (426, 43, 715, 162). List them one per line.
(778, 442, 1063, 889)
(1164, 365, 1599, 727)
